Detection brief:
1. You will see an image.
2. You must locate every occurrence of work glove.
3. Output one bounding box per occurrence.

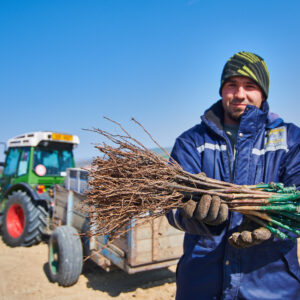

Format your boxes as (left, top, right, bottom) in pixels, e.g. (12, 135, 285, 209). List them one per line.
(181, 194, 228, 225)
(228, 217, 272, 248)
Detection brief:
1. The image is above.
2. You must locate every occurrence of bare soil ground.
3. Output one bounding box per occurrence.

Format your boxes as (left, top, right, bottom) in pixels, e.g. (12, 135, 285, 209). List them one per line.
(0, 238, 177, 300)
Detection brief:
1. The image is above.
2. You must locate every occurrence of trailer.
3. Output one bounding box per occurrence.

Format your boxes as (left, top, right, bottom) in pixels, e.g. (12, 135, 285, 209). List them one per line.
(48, 168, 184, 286)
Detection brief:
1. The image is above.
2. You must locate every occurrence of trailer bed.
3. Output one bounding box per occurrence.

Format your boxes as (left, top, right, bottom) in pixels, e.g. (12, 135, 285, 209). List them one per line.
(52, 168, 184, 274)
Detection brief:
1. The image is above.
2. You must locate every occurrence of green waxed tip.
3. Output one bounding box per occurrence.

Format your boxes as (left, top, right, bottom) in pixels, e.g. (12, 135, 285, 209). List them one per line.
(269, 217, 300, 236)
(256, 183, 298, 194)
(268, 195, 300, 204)
(257, 204, 299, 212)
(255, 183, 272, 189)
(232, 182, 300, 241)
(245, 214, 293, 240)
(270, 211, 300, 223)
(265, 223, 292, 240)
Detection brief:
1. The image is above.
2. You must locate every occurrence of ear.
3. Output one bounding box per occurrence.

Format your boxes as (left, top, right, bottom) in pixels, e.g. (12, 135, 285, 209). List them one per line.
(259, 95, 266, 110)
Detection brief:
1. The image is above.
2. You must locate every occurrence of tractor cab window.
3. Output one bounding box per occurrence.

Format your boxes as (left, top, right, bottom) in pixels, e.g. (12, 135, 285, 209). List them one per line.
(33, 142, 74, 176)
(17, 148, 30, 176)
(3, 148, 21, 176)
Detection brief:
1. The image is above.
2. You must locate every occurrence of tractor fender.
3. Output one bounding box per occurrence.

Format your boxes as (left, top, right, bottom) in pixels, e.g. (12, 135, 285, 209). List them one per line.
(3, 182, 51, 204)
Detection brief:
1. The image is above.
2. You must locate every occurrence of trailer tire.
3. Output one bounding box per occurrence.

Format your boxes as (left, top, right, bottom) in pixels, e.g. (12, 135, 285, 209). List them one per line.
(48, 226, 83, 287)
(2, 190, 47, 247)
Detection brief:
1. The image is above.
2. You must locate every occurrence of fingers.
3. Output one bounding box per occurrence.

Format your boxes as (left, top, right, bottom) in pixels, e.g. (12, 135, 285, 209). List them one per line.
(181, 199, 197, 219)
(211, 203, 228, 225)
(195, 195, 228, 225)
(228, 227, 271, 248)
(205, 195, 221, 223)
(252, 227, 272, 242)
(228, 232, 246, 248)
(228, 231, 254, 248)
(195, 194, 212, 220)
(181, 194, 228, 225)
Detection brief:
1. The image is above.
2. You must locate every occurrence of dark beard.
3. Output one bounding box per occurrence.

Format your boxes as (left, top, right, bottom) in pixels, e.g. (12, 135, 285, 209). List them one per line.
(226, 110, 242, 123)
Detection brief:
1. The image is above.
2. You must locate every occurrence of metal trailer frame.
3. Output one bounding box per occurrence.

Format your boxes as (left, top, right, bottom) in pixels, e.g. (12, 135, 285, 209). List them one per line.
(52, 168, 184, 274)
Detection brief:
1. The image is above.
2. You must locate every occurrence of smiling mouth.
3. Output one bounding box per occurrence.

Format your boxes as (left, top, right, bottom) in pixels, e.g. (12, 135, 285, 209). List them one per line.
(232, 103, 247, 107)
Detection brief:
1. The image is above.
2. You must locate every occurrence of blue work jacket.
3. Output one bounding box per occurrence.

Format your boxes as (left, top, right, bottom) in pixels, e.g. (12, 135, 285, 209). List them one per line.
(167, 100, 300, 300)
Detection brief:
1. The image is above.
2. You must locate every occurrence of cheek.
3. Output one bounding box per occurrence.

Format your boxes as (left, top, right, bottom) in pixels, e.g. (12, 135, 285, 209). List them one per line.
(248, 93, 263, 107)
(222, 88, 234, 99)
(222, 98, 231, 111)
(222, 95, 232, 106)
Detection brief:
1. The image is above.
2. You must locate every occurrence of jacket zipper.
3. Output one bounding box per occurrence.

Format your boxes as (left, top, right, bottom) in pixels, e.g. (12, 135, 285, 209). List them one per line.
(202, 119, 234, 183)
(219, 132, 234, 183)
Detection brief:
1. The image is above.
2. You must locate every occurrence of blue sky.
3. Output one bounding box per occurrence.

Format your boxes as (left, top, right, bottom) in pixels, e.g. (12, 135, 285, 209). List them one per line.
(1, 0, 300, 161)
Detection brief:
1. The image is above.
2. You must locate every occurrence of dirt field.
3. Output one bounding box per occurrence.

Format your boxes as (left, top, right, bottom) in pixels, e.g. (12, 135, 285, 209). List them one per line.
(0, 238, 177, 300)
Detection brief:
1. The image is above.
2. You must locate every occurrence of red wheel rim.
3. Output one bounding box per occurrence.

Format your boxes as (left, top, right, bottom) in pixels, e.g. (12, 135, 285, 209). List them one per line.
(6, 204, 25, 238)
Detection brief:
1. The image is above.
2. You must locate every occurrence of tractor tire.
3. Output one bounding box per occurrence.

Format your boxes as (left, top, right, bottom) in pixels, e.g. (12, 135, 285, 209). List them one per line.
(2, 190, 47, 247)
(48, 226, 83, 287)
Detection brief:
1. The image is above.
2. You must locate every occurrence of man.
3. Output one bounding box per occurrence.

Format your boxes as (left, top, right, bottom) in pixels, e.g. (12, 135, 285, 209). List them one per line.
(167, 52, 300, 300)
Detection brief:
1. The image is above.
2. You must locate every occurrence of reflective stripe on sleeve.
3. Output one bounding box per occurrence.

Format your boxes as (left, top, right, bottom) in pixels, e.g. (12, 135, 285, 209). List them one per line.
(252, 145, 288, 155)
(197, 143, 227, 154)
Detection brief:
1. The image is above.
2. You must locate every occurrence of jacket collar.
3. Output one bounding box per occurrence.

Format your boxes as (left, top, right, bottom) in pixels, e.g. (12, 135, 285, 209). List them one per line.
(201, 100, 283, 135)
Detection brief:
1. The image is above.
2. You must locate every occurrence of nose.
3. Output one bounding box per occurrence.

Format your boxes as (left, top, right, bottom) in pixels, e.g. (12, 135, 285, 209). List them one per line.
(235, 86, 246, 100)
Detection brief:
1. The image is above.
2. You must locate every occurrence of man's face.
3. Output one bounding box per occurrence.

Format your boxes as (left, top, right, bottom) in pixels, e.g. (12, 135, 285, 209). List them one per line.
(221, 76, 265, 125)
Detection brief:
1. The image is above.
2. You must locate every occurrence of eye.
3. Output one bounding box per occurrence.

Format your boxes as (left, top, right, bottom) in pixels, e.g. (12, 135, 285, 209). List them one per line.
(246, 84, 257, 89)
(225, 82, 236, 87)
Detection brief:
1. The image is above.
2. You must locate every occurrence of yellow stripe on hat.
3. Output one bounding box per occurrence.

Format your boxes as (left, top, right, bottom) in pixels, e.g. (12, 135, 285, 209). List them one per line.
(237, 67, 258, 82)
(240, 52, 256, 63)
(242, 65, 258, 81)
(262, 61, 270, 78)
(237, 69, 250, 77)
(236, 52, 256, 63)
(236, 52, 262, 64)
(246, 52, 260, 63)
(236, 52, 254, 63)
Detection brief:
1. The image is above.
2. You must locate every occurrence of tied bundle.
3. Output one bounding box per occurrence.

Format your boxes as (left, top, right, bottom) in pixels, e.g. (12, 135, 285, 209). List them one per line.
(85, 118, 300, 242)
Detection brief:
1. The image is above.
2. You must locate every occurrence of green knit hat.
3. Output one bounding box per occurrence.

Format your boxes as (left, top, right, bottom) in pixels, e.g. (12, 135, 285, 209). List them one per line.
(219, 51, 270, 99)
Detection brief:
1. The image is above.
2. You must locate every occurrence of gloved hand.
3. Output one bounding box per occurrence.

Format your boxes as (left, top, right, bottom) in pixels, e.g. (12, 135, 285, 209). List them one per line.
(228, 217, 271, 248)
(181, 194, 228, 225)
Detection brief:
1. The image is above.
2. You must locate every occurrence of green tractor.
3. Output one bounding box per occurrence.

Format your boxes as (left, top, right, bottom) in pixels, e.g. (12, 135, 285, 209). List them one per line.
(0, 131, 79, 247)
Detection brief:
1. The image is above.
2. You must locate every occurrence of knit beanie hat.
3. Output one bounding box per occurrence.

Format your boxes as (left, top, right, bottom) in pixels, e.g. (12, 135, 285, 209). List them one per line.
(219, 51, 270, 99)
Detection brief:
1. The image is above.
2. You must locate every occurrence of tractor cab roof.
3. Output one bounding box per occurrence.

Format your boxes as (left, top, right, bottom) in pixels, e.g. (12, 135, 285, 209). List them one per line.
(7, 131, 80, 149)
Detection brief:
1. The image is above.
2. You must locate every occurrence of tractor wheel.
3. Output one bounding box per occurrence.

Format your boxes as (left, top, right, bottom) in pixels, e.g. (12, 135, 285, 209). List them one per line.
(48, 226, 83, 287)
(2, 190, 47, 247)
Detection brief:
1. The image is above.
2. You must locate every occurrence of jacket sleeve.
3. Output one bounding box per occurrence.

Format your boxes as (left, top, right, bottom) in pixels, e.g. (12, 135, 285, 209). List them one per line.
(166, 136, 226, 236)
(279, 143, 300, 190)
(169, 136, 202, 174)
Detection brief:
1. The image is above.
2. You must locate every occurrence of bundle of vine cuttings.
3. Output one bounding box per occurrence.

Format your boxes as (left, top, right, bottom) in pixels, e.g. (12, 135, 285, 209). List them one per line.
(85, 118, 300, 242)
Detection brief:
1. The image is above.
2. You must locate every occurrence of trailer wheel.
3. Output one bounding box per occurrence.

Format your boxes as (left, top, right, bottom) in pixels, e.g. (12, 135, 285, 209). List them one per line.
(48, 226, 83, 287)
(2, 190, 47, 247)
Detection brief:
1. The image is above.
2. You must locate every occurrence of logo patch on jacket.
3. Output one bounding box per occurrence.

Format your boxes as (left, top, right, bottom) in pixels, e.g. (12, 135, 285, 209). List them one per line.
(252, 126, 288, 155)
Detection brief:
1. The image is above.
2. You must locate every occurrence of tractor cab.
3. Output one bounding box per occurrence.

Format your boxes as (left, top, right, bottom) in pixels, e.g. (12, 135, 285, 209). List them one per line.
(0, 131, 79, 247)
(0, 131, 79, 199)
